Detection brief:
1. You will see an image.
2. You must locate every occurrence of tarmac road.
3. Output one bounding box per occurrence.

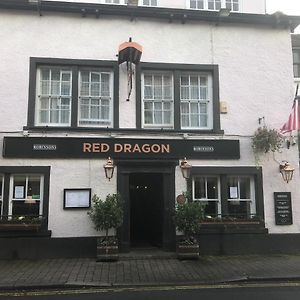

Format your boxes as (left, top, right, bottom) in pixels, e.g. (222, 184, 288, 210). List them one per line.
(1, 283, 300, 300)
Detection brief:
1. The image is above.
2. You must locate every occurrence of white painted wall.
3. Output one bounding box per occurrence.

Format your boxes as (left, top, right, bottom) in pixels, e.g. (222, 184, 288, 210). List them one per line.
(0, 9, 298, 237)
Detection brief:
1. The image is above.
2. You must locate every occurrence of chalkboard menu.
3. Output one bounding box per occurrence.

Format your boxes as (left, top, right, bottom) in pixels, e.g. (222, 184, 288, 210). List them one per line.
(274, 192, 293, 225)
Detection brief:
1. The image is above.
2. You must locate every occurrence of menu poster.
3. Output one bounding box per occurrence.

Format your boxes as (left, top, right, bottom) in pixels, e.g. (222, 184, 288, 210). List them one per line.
(64, 189, 91, 209)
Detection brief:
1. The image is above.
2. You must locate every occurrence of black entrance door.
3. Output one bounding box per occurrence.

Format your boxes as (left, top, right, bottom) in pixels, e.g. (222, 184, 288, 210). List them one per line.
(129, 173, 163, 248)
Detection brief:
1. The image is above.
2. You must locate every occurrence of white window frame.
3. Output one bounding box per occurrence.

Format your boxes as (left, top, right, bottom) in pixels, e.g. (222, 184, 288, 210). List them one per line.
(180, 72, 213, 130)
(140, 0, 158, 6)
(35, 67, 72, 127)
(141, 71, 174, 129)
(78, 70, 114, 128)
(187, 0, 240, 12)
(192, 176, 221, 216)
(104, 0, 126, 5)
(9, 175, 44, 217)
(227, 175, 256, 215)
(225, 0, 240, 12)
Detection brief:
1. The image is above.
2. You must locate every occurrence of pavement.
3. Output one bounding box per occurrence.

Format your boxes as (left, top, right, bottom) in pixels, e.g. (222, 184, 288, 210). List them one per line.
(1, 251, 300, 290)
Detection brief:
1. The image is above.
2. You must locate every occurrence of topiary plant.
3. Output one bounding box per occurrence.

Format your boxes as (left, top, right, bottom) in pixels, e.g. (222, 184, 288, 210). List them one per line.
(174, 201, 205, 244)
(88, 193, 123, 243)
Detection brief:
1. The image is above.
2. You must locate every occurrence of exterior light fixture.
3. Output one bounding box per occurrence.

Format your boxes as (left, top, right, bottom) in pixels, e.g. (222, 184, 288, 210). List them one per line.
(104, 157, 115, 181)
(279, 162, 295, 183)
(180, 157, 192, 180)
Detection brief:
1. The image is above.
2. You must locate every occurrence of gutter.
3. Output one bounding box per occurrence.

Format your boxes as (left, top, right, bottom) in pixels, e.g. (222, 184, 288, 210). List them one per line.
(0, 0, 300, 31)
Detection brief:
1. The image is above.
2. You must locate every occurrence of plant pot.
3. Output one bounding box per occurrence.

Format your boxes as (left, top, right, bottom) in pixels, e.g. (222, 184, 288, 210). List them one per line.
(0, 223, 41, 231)
(176, 243, 199, 260)
(96, 238, 119, 261)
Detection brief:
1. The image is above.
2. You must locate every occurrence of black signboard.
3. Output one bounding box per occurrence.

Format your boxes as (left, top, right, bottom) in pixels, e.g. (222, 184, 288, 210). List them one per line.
(3, 137, 240, 159)
(274, 192, 293, 225)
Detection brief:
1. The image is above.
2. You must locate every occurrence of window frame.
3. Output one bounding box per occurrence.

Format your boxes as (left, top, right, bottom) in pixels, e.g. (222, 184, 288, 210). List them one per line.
(141, 0, 158, 6)
(188, 0, 240, 12)
(28, 58, 119, 130)
(188, 166, 264, 220)
(293, 48, 300, 78)
(9, 174, 44, 216)
(192, 175, 221, 217)
(136, 62, 221, 133)
(0, 166, 50, 234)
(141, 71, 174, 129)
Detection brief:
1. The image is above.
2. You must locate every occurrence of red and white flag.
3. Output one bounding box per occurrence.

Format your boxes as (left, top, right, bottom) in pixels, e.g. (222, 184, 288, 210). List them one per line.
(280, 97, 300, 133)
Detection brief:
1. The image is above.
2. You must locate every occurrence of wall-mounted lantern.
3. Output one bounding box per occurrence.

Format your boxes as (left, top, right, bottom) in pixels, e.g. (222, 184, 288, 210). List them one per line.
(180, 157, 192, 180)
(104, 157, 115, 181)
(279, 161, 295, 183)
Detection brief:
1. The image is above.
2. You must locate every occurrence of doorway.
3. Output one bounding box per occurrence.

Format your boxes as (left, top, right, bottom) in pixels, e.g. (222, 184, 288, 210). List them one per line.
(129, 173, 163, 248)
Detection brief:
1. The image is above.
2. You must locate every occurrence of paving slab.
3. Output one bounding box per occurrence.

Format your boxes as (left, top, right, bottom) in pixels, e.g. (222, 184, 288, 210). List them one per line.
(1, 255, 300, 290)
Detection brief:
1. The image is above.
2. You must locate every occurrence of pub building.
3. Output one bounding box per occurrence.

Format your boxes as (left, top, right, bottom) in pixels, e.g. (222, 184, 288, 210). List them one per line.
(0, 0, 300, 258)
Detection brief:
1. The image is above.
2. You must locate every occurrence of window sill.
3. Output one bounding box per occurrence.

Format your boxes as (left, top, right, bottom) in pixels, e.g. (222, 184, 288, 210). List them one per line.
(198, 221, 268, 234)
(23, 126, 224, 135)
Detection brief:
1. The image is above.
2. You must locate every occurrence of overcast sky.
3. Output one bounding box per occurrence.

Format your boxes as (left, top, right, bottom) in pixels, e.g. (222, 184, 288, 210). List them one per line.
(266, 0, 300, 32)
(266, 0, 300, 15)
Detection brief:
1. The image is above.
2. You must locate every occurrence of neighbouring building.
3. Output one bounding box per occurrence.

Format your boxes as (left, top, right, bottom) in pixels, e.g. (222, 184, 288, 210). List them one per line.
(0, 0, 300, 259)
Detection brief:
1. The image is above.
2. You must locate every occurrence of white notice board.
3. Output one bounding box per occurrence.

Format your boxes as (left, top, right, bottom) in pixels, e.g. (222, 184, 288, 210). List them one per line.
(64, 189, 91, 209)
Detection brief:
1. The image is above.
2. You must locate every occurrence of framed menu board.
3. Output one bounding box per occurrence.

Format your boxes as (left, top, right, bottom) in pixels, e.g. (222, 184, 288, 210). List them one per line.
(274, 192, 292, 225)
(64, 188, 91, 209)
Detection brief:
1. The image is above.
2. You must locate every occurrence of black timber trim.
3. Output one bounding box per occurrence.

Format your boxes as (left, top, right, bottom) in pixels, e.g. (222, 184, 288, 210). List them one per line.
(136, 62, 222, 133)
(190, 166, 264, 222)
(0, 166, 51, 232)
(27, 57, 119, 129)
(0, 1, 299, 31)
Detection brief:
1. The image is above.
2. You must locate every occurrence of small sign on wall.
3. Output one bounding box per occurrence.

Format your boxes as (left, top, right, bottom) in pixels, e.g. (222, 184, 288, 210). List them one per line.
(274, 192, 293, 225)
(64, 188, 91, 209)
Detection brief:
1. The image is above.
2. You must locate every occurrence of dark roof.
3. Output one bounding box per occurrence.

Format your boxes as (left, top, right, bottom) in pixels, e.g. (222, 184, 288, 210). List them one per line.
(1, 0, 300, 31)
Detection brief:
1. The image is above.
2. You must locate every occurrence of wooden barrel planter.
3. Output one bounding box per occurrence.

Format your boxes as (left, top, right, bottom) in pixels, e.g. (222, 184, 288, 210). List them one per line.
(96, 238, 119, 262)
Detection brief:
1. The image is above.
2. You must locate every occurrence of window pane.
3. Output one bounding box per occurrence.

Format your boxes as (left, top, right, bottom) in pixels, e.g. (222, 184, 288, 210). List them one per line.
(13, 176, 26, 199)
(181, 115, 189, 127)
(144, 86, 153, 99)
(164, 111, 171, 124)
(101, 73, 110, 97)
(28, 176, 41, 199)
(154, 111, 162, 124)
(228, 202, 250, 218)
(0, 176, 3, 198)
(144, 111, 153, 124)
(207, 177, 218, 199)
(227, 177, 238, 199)
(240, 177, 251, 199)
(194, 178, 206, 199)
(181, 87, 189, 100)
(153, 76, 163, 99)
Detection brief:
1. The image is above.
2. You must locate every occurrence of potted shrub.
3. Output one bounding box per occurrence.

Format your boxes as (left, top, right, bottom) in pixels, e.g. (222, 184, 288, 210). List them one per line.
(88, 193, 123, 261)
(174, 199, 205, 259)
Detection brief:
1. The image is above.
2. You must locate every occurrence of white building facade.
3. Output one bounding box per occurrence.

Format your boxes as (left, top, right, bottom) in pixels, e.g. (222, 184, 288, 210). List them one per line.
(0, 0, 300, 258)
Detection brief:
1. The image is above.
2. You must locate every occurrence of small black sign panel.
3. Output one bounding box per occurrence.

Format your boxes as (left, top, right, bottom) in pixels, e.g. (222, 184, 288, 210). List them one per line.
(274, 192, 293, 225)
